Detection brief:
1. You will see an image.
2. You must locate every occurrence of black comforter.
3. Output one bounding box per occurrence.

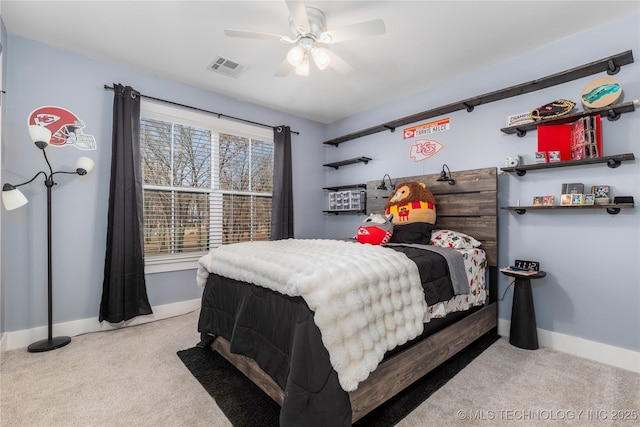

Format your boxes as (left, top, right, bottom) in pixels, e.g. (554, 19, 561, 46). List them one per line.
(198, 245, 454, 426)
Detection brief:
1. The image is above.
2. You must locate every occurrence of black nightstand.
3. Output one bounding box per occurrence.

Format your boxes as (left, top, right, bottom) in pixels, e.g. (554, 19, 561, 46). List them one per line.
(501, 270, 546, 350)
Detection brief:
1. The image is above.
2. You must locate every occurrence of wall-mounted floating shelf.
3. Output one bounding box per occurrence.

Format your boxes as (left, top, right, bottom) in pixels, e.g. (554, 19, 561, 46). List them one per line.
(500, 100, 639, 137)
(323, 157, 371, 169)
(501, 153, 635, 176)
(323, 183, 366, 191)
(323, 209, 366, 215)
(502, 204, 634, 215)
(322, 50, 634, 147)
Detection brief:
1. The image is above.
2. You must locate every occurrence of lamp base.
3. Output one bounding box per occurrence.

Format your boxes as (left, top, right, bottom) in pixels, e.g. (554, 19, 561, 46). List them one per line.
(27, 336, 71, 353)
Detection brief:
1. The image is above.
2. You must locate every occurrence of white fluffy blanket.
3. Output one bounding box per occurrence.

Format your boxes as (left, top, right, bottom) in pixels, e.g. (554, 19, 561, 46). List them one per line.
(196, 239, 426, 391)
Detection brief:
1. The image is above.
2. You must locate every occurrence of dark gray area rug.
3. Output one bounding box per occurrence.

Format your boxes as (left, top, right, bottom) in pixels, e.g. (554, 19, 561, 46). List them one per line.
(177, 334, 500, 426)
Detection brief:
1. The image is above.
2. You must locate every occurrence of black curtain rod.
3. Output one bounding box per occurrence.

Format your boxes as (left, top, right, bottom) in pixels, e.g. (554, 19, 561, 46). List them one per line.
(103, 85, 299, 135)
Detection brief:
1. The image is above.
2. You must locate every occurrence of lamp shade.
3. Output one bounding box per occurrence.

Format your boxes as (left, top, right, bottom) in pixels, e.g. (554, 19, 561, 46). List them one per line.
(2, 186, 28, 211)
(286, 45, 306, 67)
(28, 125, 52, 145)
(311, 47, 331, 70)
(75, 156, 95, 174)
(295, 58, 310, 76)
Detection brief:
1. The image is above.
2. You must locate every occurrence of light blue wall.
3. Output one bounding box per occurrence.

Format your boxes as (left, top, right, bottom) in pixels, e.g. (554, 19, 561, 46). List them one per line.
(1, 35, 325, 333)
(323, 12, 640, 352)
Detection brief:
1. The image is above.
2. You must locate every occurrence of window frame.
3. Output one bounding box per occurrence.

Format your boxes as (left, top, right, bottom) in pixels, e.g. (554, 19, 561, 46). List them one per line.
(140, 100, 274, 274)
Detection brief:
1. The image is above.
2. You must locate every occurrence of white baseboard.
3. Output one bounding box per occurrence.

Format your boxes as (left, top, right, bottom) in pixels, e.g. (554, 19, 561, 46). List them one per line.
(2, 298, 201, 352)
(5, 306, 638, 373)
(498, 319, 640, 373)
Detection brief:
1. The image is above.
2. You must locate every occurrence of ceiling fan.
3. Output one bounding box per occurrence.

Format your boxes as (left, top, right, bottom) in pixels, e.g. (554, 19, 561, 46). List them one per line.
(224, 0, 386, 76)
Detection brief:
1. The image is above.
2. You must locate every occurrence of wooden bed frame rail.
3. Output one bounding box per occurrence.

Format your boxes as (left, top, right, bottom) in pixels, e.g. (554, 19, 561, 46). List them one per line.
(211, 303, 497, 423)
(349, 303, 496, 421)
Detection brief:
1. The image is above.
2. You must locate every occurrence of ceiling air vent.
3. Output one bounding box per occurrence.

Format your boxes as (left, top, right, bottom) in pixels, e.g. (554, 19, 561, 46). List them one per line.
(207, 56, 248, 78)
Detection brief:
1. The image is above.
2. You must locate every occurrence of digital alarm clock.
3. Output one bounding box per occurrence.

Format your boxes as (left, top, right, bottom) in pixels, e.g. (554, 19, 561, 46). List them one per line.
(514, 259, 540, 271)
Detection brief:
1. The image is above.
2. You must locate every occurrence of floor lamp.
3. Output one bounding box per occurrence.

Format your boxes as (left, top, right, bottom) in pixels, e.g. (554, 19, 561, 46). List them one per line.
(2, 124, 95, 352)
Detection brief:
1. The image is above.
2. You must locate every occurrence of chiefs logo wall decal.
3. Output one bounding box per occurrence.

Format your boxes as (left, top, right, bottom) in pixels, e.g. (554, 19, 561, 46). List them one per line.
(410, 139, 443, 162)
(28, 106, 96, 150)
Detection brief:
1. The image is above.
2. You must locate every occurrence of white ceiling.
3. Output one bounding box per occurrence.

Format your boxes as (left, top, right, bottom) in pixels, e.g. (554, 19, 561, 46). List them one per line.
(2, 1, 639, 124)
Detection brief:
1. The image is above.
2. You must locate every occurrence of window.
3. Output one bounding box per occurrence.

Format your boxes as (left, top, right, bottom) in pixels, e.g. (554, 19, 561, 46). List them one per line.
(140, 101, 273, 273)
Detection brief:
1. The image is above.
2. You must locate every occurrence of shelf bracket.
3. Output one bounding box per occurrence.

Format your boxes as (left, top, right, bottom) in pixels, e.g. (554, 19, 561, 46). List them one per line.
(383, 125, 396, 133)
(515, 169, 527, 177)
(515, 208, 527, 215)
(606, 207, 621, 215)
(606, 59, 621, 75)
(606, 108, 621, 122)
(606, 158, 622, 168)
(516, 128, 527, 137)
(462, 102, 475, 113)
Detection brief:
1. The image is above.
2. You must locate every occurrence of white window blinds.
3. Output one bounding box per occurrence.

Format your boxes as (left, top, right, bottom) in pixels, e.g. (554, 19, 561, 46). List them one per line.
(140, 102, 273, 264)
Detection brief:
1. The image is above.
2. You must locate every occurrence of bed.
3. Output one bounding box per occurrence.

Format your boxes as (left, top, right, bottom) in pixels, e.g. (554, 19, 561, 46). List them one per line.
(196, 166, 498, 425)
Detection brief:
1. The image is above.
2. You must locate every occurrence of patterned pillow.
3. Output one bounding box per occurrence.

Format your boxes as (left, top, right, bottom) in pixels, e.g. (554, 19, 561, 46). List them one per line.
(430, 229, 481, 249)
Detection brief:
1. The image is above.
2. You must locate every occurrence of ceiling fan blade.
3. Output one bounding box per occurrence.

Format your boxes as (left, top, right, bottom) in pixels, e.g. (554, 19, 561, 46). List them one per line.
(319, 19, 386, 44)
(275, 58, 294, 77)
(286, 0, 311, 34)
(224, 29, 294, 43)
(326, 50, 355, 75)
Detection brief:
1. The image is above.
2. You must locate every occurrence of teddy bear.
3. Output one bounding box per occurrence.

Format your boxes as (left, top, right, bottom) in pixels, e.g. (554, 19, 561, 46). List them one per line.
(384, 181, 437, 225)
(356, 213, 394, 245)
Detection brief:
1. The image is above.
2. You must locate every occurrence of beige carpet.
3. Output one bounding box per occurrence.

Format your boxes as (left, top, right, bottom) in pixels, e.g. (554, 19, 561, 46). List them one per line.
(1, 310, 638, 426)
(0, 310, 230, 427)
(399, 338, 640, 426)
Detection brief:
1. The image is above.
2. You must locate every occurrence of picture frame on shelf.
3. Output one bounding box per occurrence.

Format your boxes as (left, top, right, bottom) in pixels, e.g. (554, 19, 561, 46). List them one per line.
(571, 194, 584, 205)
(591, 185, 610, 202)
(542, 196, 555, 206)
(548, 151, 561, 162)
(583, 194, 596, 205)
(534, 151, 547, 163)
(560, 194, 573, 206)
(533, 196, 544, 206)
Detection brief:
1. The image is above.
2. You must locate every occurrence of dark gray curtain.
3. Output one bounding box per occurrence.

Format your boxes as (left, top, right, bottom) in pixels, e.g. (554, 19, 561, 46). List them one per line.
(99, 83, 152, 323)
(270, 126, 294, 240)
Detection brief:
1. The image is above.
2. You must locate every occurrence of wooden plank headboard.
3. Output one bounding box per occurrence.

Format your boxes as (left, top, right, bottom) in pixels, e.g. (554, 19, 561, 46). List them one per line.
(366, 167, 498, 267)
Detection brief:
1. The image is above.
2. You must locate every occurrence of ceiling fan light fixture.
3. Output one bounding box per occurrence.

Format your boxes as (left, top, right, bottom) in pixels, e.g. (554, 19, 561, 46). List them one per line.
(286, 45, 306, 67)
(224, 2, 386, 77)
(295, 57, 310, 76)
(311, 47, 331, 70)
